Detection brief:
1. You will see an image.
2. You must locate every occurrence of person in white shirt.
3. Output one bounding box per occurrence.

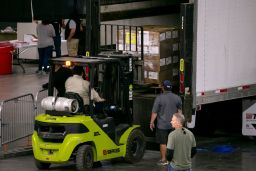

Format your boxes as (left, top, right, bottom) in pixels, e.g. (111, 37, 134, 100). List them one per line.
(65, 66, 104, 108)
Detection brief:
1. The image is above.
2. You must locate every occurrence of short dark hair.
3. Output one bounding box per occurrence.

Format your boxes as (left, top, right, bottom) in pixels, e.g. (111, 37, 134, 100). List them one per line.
(73, 66, 84, 75)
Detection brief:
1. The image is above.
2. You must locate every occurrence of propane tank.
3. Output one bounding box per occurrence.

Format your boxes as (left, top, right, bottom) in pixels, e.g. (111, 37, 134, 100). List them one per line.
(41, 96, 55, 111)
(54, 97, 79, 113)
(41, 96, 79, 113)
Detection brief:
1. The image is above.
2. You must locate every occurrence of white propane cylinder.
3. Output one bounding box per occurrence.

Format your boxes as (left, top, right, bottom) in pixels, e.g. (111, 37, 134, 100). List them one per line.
(41, 96, 56, 110)
(54, 97, 79, 113)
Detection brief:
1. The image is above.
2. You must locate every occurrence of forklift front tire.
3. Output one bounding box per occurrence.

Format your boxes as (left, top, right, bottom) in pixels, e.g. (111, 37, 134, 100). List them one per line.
(76, 145, 94, 171)
(124, 129, 146, 163)
(34, 159, 51, 170)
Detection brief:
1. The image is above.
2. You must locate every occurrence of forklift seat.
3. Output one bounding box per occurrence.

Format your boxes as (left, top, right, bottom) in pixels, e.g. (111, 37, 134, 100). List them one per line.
(103, 105, 130, 125)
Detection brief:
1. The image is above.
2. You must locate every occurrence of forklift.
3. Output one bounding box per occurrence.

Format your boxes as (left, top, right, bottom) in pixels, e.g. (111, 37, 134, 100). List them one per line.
(32, 55, 146, 171)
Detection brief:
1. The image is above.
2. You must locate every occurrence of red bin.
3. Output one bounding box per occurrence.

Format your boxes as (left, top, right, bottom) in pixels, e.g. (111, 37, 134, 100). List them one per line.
(0, 42, 14, 75)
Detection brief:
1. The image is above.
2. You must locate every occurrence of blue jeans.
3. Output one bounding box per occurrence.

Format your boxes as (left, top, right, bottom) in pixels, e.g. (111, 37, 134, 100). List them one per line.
(53, 35, 61, 57)
(38, 46, 53, 71)
(167, 165, 192, 171)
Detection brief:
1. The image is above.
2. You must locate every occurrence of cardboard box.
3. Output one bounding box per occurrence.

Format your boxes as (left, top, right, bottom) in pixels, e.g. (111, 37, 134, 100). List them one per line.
(160, 39, 179, 58)
(116, 25, 180, 54)
(143, 72, 179, 86)
(144, 58, 175, 72)
(143, 54, 179, 72)
(138, 25, 180, 56)
(144, 68, 173, 85)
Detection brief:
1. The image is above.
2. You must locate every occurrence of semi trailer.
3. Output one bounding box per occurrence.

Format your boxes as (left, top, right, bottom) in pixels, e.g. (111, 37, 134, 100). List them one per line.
(122, 0, 256, 138)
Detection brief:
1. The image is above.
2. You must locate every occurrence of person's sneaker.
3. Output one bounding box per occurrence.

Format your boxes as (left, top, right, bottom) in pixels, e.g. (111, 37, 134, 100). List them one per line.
(157, 160, 168, 166)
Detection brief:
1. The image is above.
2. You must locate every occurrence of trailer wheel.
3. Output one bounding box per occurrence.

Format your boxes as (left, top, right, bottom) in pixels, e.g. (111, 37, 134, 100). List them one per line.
(34, 159, 51, 170)
(76, 145, 94, 171)
(124, 129, 146, 163)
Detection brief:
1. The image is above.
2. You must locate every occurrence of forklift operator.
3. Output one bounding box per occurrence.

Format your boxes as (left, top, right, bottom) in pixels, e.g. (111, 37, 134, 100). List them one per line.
(65, 66, 105, 109)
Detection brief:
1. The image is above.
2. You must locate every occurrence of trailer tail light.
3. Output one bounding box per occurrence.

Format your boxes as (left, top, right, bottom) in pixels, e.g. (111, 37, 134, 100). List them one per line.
(238, 85, 250, 90)
(215, 89, 227, 94)
(179, 59, 185, 94)
(180, 72, 184, 82)
(179, 72, 185, 94)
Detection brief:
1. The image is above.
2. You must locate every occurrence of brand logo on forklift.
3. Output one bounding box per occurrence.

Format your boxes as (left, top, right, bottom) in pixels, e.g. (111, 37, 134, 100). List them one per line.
(103, 148, 120, 155)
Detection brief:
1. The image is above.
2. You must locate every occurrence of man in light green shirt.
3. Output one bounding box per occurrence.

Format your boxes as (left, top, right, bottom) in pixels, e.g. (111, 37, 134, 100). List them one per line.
(166, 112, 197, 171)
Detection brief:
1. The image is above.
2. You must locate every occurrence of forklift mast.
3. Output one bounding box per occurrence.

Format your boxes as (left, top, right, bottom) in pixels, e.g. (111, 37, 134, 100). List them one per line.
(99, 54, 134, 123)
(85, 0, 100, 56)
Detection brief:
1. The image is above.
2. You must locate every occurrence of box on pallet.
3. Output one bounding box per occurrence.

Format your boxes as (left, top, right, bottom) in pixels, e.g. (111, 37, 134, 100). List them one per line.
(116, 25, 180, 85)
(141, 25, 180, 85)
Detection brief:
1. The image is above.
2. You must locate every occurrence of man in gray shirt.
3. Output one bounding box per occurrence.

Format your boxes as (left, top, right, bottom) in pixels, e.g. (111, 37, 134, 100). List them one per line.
(150, 80, 182, 166)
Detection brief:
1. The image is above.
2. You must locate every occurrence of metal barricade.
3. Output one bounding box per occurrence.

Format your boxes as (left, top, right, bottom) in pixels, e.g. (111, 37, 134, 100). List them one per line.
(0, 94, 35, 152)
(0, 85, 57, 155)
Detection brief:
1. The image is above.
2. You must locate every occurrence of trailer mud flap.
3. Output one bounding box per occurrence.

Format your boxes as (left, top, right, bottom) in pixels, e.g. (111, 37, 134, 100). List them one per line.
(187, 113, 196, 128)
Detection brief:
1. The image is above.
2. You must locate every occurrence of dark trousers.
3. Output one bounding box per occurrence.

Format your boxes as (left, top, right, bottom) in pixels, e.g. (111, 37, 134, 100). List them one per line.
(53, 35, 61, 57)
(38, 46, 53, 71)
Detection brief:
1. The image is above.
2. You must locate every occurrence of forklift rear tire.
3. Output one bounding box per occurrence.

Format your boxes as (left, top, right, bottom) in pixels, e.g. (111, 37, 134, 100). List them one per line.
(124, 129, 146, 163)
(34, 159, 51, 170)
(76, 145, 94, 171)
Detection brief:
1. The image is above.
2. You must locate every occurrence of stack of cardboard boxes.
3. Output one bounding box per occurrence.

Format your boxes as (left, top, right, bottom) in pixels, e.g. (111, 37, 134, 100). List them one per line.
(117, 25, 180, 86)
(140, 25, 179, 85)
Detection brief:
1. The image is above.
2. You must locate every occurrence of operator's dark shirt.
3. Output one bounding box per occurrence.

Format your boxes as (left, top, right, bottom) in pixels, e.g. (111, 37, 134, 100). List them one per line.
(53, 67, 73, 97)
(152, 91, 182, 129)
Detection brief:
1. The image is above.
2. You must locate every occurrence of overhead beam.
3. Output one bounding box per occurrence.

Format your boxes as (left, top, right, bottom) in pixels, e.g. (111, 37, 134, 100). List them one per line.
(100, 0, 188, 21)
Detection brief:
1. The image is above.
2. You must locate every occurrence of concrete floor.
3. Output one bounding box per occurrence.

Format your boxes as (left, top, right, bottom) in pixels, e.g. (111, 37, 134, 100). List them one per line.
(0, 63, 48, 100)
(1, 63, 256, 171)
(0, 134, 256, 171)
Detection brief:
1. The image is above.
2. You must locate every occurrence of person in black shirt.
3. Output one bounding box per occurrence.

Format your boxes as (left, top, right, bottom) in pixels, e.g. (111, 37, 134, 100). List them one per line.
(50, 19, 63, 57)
(64, 15, 81, 56)
(42, 65, 73, 97)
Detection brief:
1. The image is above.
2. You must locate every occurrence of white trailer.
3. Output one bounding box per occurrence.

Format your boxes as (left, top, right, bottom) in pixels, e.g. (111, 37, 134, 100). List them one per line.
(182, 0, 256, 135)
(101, 0, 256, 136)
